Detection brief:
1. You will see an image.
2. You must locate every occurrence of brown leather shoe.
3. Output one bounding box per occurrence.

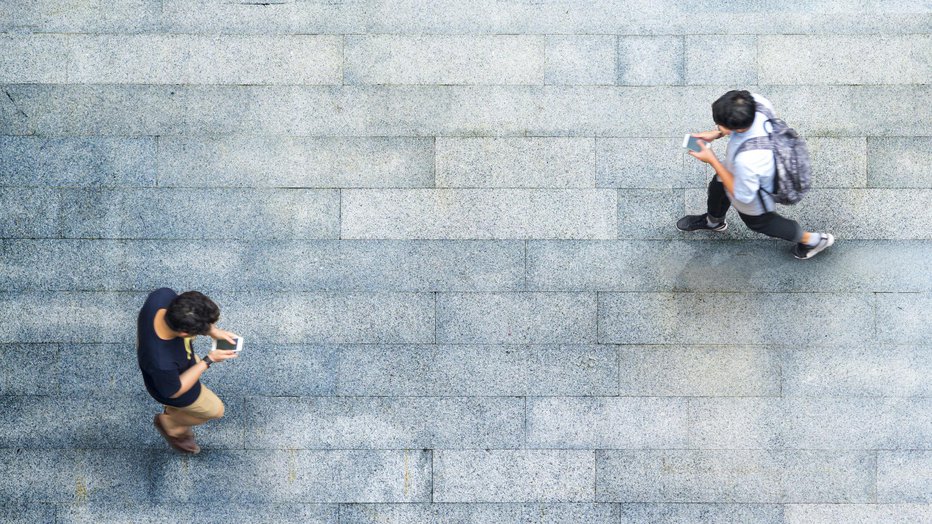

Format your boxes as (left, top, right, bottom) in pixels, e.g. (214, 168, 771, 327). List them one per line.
(154, 414, 201, 454)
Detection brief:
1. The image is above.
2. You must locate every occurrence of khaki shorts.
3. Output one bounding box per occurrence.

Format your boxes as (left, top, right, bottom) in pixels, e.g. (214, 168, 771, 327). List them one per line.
(164, 358, 224, 420)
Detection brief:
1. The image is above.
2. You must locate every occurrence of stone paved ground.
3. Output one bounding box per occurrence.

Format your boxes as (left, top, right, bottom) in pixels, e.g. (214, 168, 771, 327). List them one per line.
(1, 1, 931, 522)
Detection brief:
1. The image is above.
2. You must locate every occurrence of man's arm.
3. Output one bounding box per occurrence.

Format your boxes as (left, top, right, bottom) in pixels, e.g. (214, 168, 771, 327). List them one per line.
(688, 140, 735, 194)
(169, 349, 238, 398)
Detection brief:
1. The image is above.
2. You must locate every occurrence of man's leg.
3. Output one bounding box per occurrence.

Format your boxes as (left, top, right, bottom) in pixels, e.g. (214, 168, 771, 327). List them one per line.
(676, 177, 732, 232)
(739, 212, 834, 259)
(159, 386, 225, 438)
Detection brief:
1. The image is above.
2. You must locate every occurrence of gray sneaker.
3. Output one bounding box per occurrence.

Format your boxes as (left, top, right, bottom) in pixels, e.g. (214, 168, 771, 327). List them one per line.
(793, 233, 834, 260)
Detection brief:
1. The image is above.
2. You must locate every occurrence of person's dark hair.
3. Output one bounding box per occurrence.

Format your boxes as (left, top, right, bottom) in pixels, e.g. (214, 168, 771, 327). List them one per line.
(712, 90, 756, 130)
(165, 291, 220, 335)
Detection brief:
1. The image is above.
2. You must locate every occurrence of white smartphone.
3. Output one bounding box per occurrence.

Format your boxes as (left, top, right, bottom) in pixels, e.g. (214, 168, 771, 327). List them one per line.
(212, 336, 244, 352)
(683, 134, 703, 153)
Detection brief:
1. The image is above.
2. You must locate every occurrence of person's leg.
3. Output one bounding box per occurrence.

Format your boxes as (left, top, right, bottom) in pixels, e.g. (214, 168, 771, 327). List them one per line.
(706, 176, 731, 223)
(676, 177, 732, 232)
(159, 386, 225, 438)
(739, 212, 803, 242)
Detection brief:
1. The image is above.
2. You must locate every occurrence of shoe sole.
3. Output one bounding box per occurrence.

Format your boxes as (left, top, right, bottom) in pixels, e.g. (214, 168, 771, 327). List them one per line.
(794, 234, 835, 260)
(676, 223, 728, 233)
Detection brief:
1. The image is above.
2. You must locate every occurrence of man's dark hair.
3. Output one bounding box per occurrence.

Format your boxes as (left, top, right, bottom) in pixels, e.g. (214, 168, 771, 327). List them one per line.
(712, 90, 756, 130)
(165, 291, 220, 335)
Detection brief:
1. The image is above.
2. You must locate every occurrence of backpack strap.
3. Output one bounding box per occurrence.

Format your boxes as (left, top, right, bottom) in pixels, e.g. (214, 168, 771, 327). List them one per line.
(733, 136, 776, 212)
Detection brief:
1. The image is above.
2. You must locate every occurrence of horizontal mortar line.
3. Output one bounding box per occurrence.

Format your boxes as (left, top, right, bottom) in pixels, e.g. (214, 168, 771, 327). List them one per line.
(1, 133, 915, 139)
(4, 30, 932, 37)
(11, 392, 932, 399)
(4, 185, 920, 190)
(0, 289, 892, 295)
(6, 341, 931, 348)
(4, 81, 932, 88)
(0, 445, 920, 452)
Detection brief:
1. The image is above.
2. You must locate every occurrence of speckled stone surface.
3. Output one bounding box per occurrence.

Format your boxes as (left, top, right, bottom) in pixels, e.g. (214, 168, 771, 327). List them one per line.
(1, 1, 930, 521)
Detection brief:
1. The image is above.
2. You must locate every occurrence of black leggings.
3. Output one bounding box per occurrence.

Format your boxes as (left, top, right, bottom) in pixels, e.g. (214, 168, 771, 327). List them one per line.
(707, 177, 803, 243)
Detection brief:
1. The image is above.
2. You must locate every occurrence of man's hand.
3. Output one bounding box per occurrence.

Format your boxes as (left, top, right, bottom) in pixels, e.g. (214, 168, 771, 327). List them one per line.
(208, 325, 237, 345)
(207, 349, 238, 363)
(692, 130, 723, 142)
(688, 139, 718, 165)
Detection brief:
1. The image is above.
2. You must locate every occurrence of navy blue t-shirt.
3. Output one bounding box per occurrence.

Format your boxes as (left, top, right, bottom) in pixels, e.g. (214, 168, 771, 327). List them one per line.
(137, 288, 201, 407)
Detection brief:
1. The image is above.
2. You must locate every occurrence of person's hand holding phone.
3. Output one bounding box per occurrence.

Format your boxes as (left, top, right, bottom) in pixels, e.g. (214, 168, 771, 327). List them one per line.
(691, 130, 723, 143)
(207, 349, 238, 363)
(208, 325, 237, 346)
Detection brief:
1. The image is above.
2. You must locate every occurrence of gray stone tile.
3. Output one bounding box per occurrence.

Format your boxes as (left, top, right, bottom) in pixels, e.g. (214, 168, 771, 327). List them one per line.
(0, 35, 69, 83)
(435, 138, 596, 188)
(342, 189, 617, 240)
(211, 344, 337, 397)
(545, 36, 616, 86)
(0, 84, 722, 138)
(340, 503, 620, 524)
(617, 36, 684, 86)
(335, 344, 617, 397)
(876, 293, 932, 344)
(878, 451, 932, 503)
(0, 502, 57, 524)
(598, 292, 874, 344)
(760, 35, 932, 85)
(345, 35, 545, 85)
(617, 188, 686, 239)
(767, 85, 932, 137)
(0, 449, 156, 504)
(689, 398, 784, 449)
(618, 503, 783, 524)
(68, 34, 342, 85)
(0, 188, 60, 238)
(0, 344, 59, 395)
(618, 345, 780, 397)
(0, 0, 162, 33)
(526, 240, 932, 293)
(596, 450, 875, 503)
(60, 503, 338, 524)
(154, 450, 431, 503)
(436, 293, 597, 344)
(59, 344, 138, 396)
(217, 292, 435, 344)
(158, 137, 433, 188)
(782, 344, 932, 397)
(0, 395, 245, 450)
(0, 137, 156, 188)
(161, 0, 365, 33)
(0, 292, 142, 343)
(685, 188, 932, 240)
(807, 137, 868, 188)
(783, 397, 932, 450)
(868, 137, 932, 188)
(0, 239, 521, 293)
(596, 138, 687, 189)
(363, 0, 932, 35)
(526, 397, 691, 449)
(433, 450, 595, 502)
(785, 504, 932, 523)
(59, 189, 340, 240)
(244, 396, 523, 449)
(685, 35, 757, 86)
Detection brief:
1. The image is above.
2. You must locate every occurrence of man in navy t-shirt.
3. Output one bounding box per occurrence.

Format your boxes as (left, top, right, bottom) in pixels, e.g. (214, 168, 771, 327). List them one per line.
(137, 288, 238, 454)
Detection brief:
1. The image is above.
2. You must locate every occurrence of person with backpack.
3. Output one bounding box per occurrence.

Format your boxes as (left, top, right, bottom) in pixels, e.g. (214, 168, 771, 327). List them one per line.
(676, 90, 833, 259)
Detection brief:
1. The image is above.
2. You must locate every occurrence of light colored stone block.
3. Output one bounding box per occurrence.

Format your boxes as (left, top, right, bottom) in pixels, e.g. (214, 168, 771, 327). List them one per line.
(685, 35, 757, 85)
(158, 137, 433, 188)
(598, 292, 875, 344)
(617, 36, 684, 86)
(341, 189, 618, 239)
(435, 138, 596, 188)
(436, 292, 597, 344)
(245, 396, 524, 449)
(868, 137, 932, 188)
(433, 450, 595, 502)
(545, 36, 616, 86)
(760, 35, 932, 85)
(345, 35, 545, 85)
(69, 35, 343, 85)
